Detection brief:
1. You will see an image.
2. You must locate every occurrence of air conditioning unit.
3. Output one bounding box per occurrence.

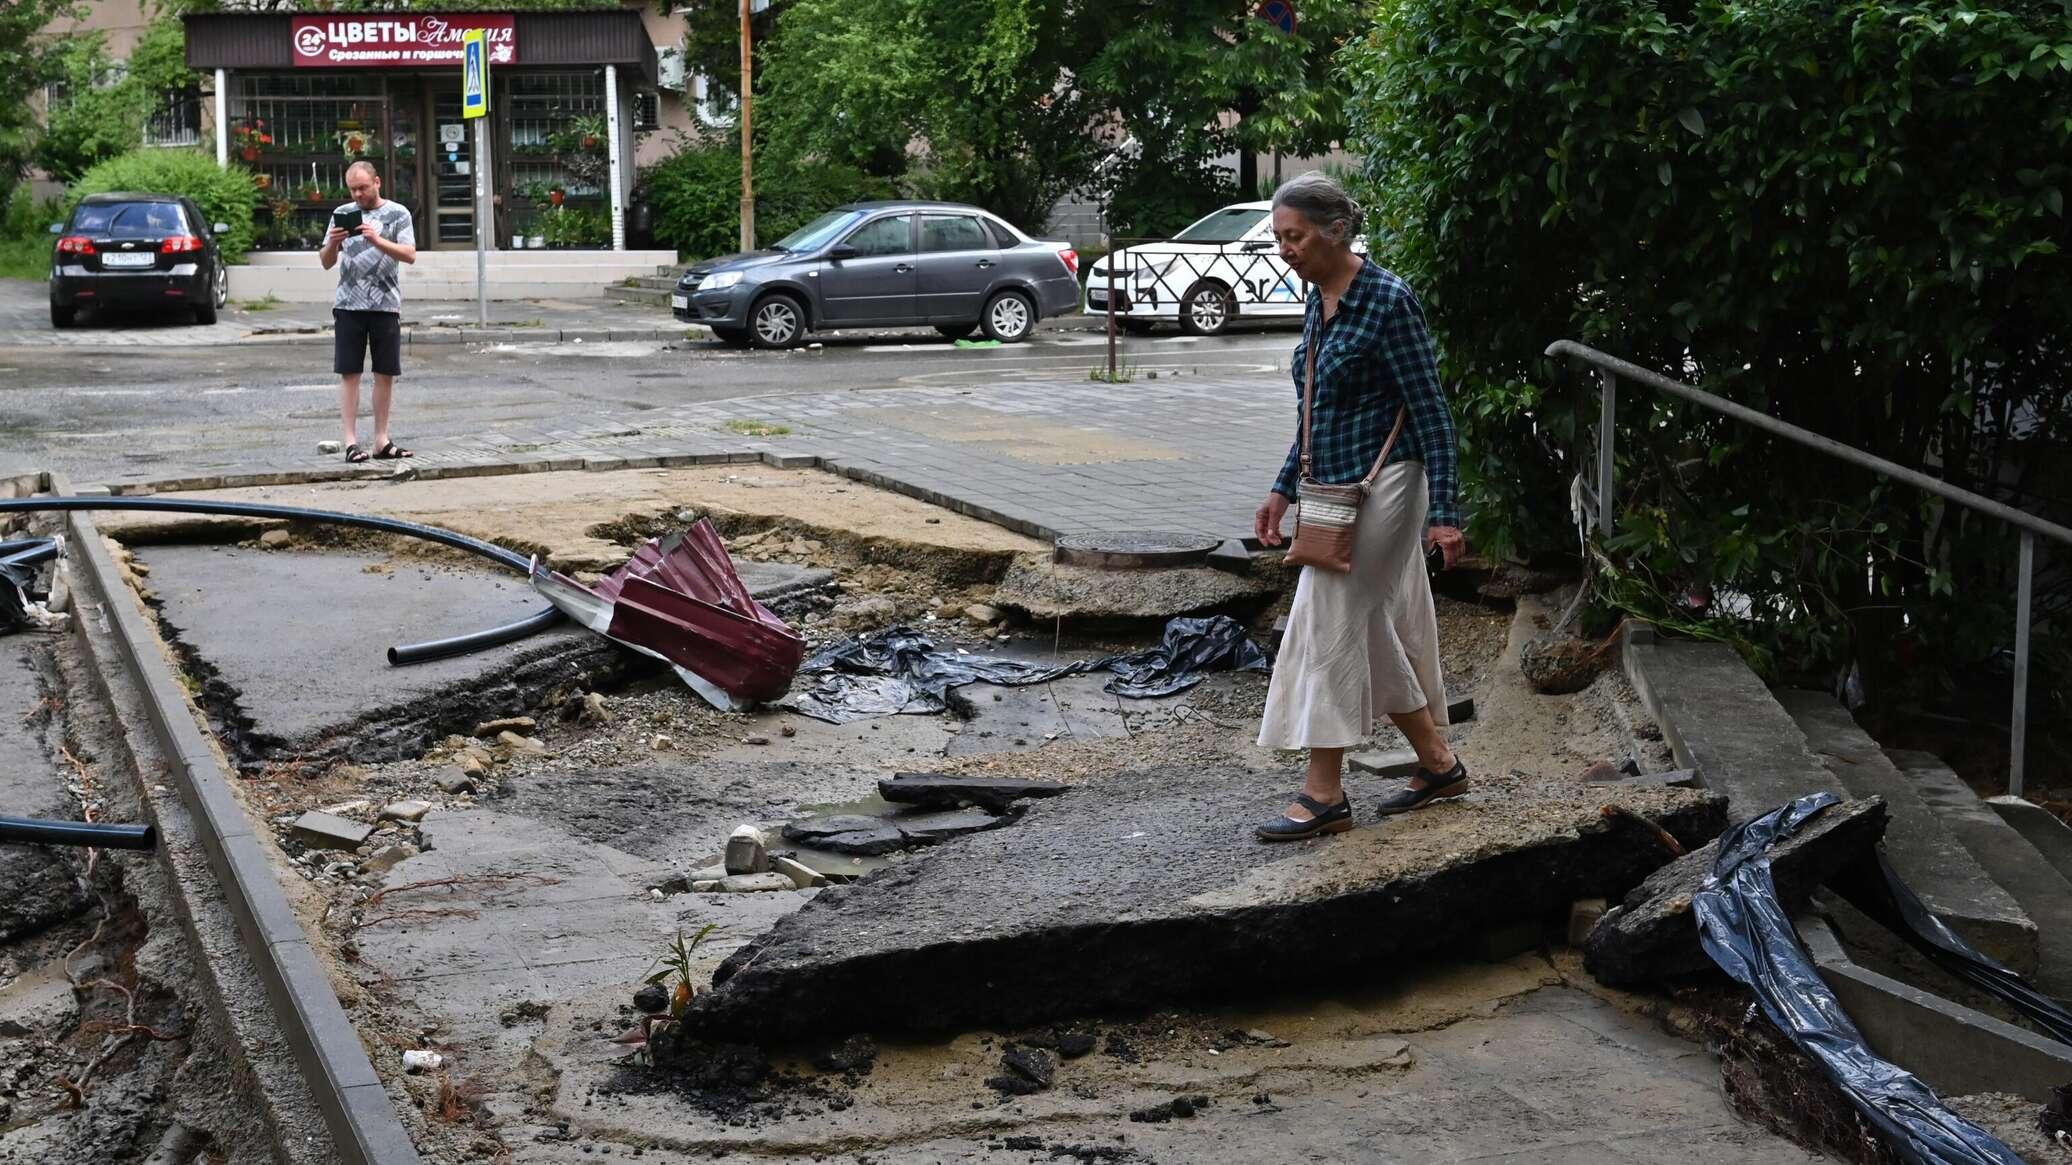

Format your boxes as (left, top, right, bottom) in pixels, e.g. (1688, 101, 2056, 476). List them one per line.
(657, 46, 686, 92)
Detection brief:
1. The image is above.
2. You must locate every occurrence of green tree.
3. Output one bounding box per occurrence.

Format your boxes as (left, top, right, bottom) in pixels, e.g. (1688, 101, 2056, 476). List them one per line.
(1344, 0, 2072, 698)
(0, 0, 83, 203)
(36, 17, 199, 184)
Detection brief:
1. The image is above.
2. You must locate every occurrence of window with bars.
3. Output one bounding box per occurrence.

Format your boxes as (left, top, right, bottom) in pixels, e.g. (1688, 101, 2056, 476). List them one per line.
(634, 90, 660, 132)
(143, 86, 205, 148)
(507, 72, 608, 201)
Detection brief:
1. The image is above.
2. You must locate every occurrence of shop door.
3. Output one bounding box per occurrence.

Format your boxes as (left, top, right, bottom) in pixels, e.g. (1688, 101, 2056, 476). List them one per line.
(427, 87, 476, 248)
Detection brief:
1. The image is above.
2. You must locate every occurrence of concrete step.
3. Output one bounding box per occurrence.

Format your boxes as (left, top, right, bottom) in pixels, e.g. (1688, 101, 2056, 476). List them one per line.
(1621, 636, 1850, 820)
(1780, 690, 2038, 974)
(1887, 751, 2072, 999)
(604, 284, 670, 308)
(1989, 795, 2072, 886)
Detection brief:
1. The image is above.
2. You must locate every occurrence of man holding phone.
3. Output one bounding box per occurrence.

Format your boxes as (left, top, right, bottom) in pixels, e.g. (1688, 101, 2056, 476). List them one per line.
(319, 160, 416, 463)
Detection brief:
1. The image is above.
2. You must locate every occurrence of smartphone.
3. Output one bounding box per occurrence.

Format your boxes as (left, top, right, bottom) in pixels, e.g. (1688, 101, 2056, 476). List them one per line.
(332, 208, 363, 235)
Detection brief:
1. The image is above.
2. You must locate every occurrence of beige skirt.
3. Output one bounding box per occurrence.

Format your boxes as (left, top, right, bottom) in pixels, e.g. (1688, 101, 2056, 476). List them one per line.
(1257, 461, 1448, 751)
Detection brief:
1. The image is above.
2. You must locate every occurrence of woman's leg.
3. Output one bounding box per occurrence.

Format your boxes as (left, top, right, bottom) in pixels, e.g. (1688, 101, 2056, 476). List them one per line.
(1283, 746, 1347, 820)
(1386, 706, 1459, 787)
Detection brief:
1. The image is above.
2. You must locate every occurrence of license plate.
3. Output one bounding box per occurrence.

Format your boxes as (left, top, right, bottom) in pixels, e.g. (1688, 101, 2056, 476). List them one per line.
(670, 294, 688, 311)
(102, 252, 155, 268)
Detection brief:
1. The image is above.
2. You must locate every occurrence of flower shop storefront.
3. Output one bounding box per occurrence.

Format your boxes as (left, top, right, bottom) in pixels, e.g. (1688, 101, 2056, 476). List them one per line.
(184, 11, 656, 252)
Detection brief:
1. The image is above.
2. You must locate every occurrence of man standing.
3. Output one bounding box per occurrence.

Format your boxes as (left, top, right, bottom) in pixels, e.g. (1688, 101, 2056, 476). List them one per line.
(320, 160, 416, 463)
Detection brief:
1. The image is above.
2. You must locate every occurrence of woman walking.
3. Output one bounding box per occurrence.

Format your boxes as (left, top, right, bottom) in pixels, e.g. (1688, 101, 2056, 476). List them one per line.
(1253, 173, 1468, 842)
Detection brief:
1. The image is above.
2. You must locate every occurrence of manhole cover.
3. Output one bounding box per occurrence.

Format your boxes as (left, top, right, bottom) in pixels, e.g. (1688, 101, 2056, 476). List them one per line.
(1052, 531, 1221, 570)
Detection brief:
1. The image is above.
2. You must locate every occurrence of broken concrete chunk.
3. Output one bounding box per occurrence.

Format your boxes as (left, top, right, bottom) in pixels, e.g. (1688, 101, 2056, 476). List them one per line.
(316, 440, 342, 455)
(440, 772, 477, 795)
(1447, 693, 1476, 723)
(688, 863, 729, 882)
(877, 772, 1069, 814)
(690, 879, 723, 893)
(1567, 898, 1608, 948)
(1207, 539, 1252, 575)
(964, 603, 1001, 625)
(1594, 769, 1702, 791)
(497, 730, 546, 754)
(476, 716, 537, 738)
(719, 872, 796, 894)
(1347, 749, 1422, 779)
(379, 800, 433, 823)
(725, 826, 771, 875)
(893, 807, 1015, 846)
(290, 811, 374, 852)
(1582, 795, 1887, 987)
(771, 856, 829, 889)
(633, 984, 668, 1015)
(782, 815, 909, 856)
(361, 843, 418, 875)
(683, 767, 1728, 1044)
(578, 692, 610, 724)
(259, 529, 292, 549)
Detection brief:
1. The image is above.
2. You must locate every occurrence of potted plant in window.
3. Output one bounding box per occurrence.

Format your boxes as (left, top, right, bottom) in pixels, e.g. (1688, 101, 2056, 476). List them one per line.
(232, 120, 273, 162)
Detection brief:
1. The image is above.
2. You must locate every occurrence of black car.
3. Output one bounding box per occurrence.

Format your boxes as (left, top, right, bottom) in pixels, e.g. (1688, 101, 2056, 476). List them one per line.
(48, 193, 231, 328)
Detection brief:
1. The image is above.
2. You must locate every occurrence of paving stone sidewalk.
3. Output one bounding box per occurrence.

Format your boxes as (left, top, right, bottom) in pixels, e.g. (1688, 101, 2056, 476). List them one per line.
(101, 371, 1297, 546)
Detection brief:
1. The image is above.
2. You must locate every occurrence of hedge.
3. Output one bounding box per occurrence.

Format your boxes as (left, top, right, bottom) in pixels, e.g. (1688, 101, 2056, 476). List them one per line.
(641, 137, 891, 261)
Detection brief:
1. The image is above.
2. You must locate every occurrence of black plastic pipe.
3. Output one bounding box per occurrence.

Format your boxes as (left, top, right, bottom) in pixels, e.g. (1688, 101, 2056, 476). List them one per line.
(1, 539, 59, 569)
(0, 496, 565, 664)
(0, 814, 156, 850)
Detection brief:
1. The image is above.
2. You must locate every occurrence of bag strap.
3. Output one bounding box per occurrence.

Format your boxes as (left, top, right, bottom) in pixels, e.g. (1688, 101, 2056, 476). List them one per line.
(1301, 295, 1410, 489)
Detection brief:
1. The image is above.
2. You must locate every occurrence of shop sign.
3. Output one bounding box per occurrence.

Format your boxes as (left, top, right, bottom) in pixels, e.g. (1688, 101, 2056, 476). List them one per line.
(290, 14, 516, 68)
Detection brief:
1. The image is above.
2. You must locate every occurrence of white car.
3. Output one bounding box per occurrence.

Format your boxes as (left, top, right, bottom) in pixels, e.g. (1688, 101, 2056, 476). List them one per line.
(1082, 201, 1367, 336)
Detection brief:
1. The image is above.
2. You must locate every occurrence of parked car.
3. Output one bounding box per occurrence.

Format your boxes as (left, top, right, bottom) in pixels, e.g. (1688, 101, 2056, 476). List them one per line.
(1083, 200, 1368, 337)
(672, 201, 1081, 349)
(48, 193, 231, 328)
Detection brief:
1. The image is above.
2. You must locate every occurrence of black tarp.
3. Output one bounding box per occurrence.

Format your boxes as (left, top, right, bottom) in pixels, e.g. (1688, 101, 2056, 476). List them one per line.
(1693, 792, 2024, 1165)
(780, 615, 1271, 724)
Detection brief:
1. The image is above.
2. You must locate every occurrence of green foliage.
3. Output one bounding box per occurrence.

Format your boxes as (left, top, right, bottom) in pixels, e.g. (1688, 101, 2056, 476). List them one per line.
(37, 18, 199, 185)
(0, 186, 66, 280)
(1345, 0, 2072, 695)
(66, 149, 259, 262)
(643, 923, 719, 1019)
(640, 134, 891, 260)
(1104, 145, 1238, 241)
(0, 0, 80, 203)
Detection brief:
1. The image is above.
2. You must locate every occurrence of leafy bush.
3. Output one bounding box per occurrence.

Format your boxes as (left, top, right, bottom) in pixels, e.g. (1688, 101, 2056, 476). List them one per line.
(37, 19, 198, 184)
(1344, 0, 2072, 700)
(641, 135, 891, 261)
(1102, 146, 1238, 241)
(0, 186, 65, 279)
(66, 149, 259, 262)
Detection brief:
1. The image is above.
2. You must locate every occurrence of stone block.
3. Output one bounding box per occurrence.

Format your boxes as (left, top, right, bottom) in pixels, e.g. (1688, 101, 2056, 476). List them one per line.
(290, 810, 374, 852)
(725, 826, 771, 875)
(772, 856, 828, 889)
(379, 800, 433, 823)
(719, 873, 796, 894)
(1348, 749, 1421, 779)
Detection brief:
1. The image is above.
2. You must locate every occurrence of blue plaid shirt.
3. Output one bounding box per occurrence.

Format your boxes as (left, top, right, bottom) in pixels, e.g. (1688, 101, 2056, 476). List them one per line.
(1272, 261, 1461, 529)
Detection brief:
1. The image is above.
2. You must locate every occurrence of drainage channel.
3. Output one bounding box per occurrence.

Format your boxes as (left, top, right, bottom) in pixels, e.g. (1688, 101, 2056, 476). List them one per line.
(38, 472, 422, 1164)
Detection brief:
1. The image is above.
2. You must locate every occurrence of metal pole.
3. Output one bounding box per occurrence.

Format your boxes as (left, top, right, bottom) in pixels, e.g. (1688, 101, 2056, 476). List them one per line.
(213, 69, 228, 167)
(2012, 529, 2034, 798)
(1598, 369, 1617, 535)
(739, 0, 754, 253)
(604, 63, 624, 251)
(1105, 240, 1117, 380)
(474, 118, 488, 327)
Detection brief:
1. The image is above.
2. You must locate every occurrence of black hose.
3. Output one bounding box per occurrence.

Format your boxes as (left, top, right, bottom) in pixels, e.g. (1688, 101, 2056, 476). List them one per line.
(387, 605, 565, 666)
(1, 540, 59, 569)
(0, 814, 156, 851)
(0, 537, 55, 557)
(0, 496, 565, 664)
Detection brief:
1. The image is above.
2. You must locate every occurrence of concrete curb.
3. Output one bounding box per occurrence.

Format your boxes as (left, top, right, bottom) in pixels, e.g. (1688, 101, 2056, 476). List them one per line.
(240, 326, 705, 346)
(1799, 913, 2072, 1102)
(96, 451, 1078, 546)
(50, 471, 422, 1164)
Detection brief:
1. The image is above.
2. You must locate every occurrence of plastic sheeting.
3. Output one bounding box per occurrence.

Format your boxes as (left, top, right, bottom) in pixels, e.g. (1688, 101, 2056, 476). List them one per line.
(0, 537, 58, 634)
(1693, 792, 2024, 1165)
(781, 615, 1271, 724)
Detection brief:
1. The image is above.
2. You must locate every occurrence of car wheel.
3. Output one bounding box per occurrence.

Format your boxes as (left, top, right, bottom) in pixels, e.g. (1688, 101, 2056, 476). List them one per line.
(1179, 281, 1234, 337)
(748, 293, 806, 349)
(935, 323, 978, 340)
(212, 257, 229, 309)
(50, 303, 74, 329)
(711, 325, 751, 348)
(980, 290, 1034, 343)
(1121, 320, 1156, 336)
(193, 301, 218, 325)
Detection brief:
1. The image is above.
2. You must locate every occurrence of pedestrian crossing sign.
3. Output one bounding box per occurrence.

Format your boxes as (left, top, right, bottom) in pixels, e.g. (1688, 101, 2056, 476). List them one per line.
(462, 30, 488, 118)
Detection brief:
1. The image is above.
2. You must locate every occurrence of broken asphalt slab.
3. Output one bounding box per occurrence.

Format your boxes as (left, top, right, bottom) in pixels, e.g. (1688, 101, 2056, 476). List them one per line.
(876, 772, 1068, 813)
(669, 767, 1727, 1045)
(1583, 796, 1890, 987)
(129, 544, 825, 764)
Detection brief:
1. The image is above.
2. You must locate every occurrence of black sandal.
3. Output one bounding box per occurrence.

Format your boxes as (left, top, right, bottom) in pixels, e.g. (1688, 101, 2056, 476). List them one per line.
(372, 441, 413, 459)
(1375, 759, 1471, 816)
(1256, 792, 1355, 842)
(344, 444, 369, 463)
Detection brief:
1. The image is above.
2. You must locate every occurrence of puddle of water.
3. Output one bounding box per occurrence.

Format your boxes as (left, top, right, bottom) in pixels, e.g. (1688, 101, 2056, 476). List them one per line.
(784, 845, 906, 882)
(795, 793, 902, 818)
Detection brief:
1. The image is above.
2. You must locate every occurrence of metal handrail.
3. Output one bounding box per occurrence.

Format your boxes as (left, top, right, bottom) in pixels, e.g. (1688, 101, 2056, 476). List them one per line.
(1546, 339, 2068, 797)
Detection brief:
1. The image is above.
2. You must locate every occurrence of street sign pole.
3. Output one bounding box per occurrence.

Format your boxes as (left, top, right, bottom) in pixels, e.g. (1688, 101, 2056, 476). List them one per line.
(463, 30, 491, 327)
(739, 0, 754, 253)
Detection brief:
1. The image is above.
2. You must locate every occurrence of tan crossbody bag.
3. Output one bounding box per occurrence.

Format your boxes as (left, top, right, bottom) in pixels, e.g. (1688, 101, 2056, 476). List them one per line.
(1284, 311, 1407, 574)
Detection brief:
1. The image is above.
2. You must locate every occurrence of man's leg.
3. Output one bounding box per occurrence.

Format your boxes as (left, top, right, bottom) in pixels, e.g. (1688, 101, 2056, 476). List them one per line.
(371, 374, 395, 449)
(1385, 705, 1459, 787)
(338, 374, 362, 447)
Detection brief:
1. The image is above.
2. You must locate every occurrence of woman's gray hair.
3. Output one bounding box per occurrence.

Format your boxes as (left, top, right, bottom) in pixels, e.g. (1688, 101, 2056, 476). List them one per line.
(1271, 171, 1363, 244)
